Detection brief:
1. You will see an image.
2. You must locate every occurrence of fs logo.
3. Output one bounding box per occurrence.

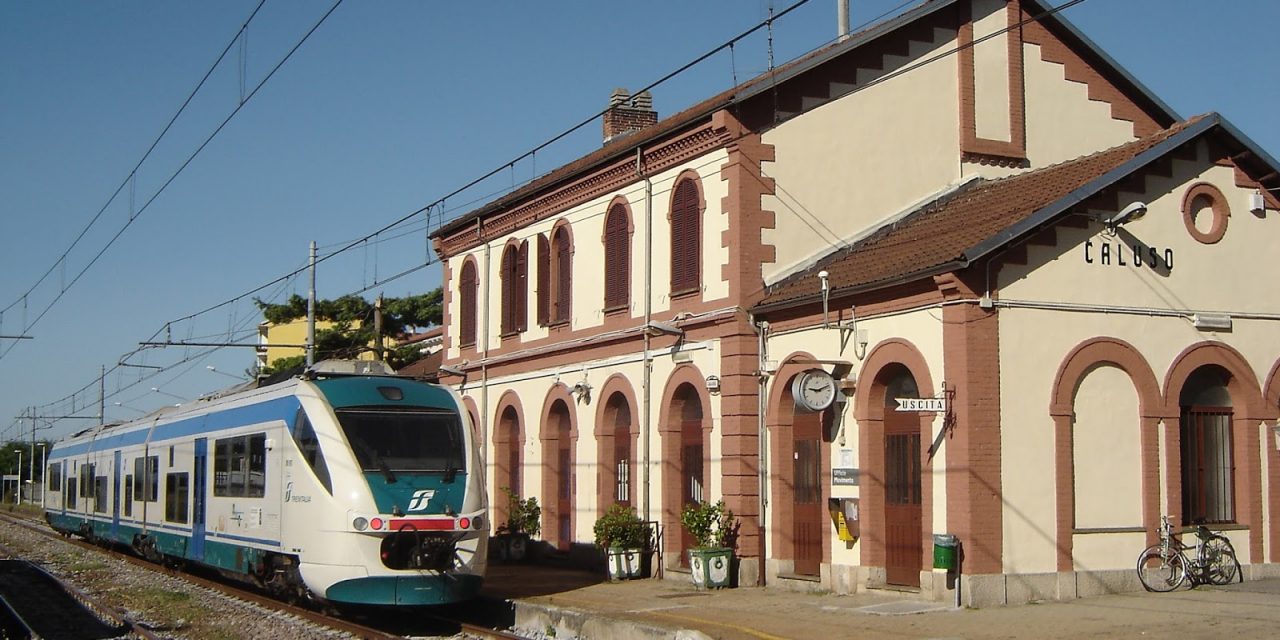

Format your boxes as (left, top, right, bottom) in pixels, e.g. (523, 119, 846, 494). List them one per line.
(407, 489, 436, 512)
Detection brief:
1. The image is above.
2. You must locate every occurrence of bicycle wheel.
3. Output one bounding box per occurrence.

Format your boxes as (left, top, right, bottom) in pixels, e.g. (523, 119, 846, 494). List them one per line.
(1201, 536, 1238, 585)
(1137, 545, 1186, 592)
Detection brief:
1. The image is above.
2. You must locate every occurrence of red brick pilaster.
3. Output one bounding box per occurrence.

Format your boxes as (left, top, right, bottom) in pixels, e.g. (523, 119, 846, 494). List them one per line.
(714, 109, 776, 306)
(936, 272, 1002, 575)
(719, 323, 762, 559)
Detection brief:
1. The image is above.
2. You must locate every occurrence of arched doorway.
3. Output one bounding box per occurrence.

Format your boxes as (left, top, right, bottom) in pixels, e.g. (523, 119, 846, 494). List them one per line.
(1180, 365, 1234, 525)
(882, 365, 923, 587)
(604, 392, 633, 507)
(792, 401, 826, 577)
(495, 405, 523, 527)
(671, 383, 705, 566)
(544, 398, 575, 550)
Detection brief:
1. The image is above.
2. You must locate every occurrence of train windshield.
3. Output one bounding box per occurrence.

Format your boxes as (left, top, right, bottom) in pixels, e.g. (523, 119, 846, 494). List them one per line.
(335, 406, 464, 474)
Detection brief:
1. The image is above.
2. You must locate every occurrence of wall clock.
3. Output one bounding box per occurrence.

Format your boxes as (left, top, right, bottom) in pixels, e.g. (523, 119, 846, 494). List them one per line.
(792, 368, 836, 412)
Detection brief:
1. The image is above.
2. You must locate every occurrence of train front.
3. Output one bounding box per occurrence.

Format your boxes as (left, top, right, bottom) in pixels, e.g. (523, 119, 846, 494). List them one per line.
(292, 376, 487, 606)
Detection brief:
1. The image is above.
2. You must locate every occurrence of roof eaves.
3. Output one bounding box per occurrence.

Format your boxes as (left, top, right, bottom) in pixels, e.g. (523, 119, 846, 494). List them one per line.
(960, 114, 1219, 263)
(752, 258, 969, 315)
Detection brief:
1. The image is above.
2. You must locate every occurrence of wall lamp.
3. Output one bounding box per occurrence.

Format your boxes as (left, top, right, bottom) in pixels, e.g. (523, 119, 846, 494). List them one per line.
(438, 364, 467, 377)
(1097, 201, 1147, 232)
(644, 321, 684, 338)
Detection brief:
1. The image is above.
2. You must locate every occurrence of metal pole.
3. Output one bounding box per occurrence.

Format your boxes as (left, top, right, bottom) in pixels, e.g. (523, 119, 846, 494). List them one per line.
(98, 365, 105, 423)
(13, 448, 20, 506)
(29, 406, 36, 508)
(837, 0, 850, 42)
(307, 240, 317, 367)
(38, 443, 46, 510)
(374, 294, 384, 362)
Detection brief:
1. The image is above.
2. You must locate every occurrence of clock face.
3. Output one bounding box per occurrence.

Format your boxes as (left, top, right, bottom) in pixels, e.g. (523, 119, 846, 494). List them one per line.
(793, 369, 836, 412)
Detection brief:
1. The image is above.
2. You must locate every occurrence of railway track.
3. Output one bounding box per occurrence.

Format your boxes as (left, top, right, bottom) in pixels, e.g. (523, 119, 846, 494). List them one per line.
(0, 511, 528, 639)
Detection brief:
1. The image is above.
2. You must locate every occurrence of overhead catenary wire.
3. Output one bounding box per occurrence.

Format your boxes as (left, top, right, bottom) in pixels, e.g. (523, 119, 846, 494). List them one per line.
(0, 0, 344, 363)
(16, 0, 1093, 437)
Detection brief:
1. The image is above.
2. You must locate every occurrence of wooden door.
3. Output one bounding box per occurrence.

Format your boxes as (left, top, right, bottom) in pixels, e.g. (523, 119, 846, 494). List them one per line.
(793, 409, 823, 576)
(884, 411, 922, 586)
(680, 420, 703, 564)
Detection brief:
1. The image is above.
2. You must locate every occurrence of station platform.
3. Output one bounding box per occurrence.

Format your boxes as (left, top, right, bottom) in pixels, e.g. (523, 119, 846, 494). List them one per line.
(471, 561, 1280, 639)
(475, 561, 957, 640)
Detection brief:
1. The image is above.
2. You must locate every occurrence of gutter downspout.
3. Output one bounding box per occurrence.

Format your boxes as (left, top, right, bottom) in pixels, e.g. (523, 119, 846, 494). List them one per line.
(750, 312, 770, 586)
(480, 220, 491, 462)
(638, 148, 654, 531)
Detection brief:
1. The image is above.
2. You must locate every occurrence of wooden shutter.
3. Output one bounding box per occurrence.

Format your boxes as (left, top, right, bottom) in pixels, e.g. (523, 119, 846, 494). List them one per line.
(670, 178, 700, 294)
(500, 246, 516, 335)
(459, 260, 477, 347)
(553, 227, 572, 324)
(604, 204, 629, 310)
(517, 240, 528, 332)
(536, 233, 549, 326)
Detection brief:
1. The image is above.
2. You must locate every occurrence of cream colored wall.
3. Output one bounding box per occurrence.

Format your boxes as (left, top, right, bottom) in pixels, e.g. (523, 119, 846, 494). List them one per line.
(761, 26, 961, 284)
(457, 340, 723, 545)
(1073, 364, 1142, 529)
(1019, 41, 1136, 169)
(972, 0, 1011, 142)
(444, 148, 731, 361)
(763, 308, 947, 574)
(998, 148, 1280, 574)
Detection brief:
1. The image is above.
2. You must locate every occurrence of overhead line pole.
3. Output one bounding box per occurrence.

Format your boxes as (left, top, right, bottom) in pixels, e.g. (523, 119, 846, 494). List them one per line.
(307, 241, 317, 367)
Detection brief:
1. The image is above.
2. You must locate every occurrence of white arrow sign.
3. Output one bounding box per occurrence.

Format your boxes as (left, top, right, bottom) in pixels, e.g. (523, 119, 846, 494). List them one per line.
(895, 397, 946, 412)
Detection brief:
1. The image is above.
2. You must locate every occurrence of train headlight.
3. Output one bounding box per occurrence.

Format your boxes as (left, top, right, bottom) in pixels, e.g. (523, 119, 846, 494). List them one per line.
(472, 515, 484, 530)
(353, 517, 369, 531)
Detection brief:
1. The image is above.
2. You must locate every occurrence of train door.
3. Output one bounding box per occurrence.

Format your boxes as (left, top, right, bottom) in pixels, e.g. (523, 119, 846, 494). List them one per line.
(111, 450, 122, 539)
(192, 438, 208, 561)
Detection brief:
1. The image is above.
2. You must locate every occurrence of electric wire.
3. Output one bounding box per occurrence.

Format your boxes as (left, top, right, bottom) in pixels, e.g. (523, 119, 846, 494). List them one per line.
(0, 0, 344, 362)
(12, 0, 1091, 435)
(0, 1, 267, 320)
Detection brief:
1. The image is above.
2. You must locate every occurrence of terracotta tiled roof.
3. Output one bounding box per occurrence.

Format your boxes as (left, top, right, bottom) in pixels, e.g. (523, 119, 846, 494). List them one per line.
(757, 115, 1210, 310)
(398, 349, 442, 380)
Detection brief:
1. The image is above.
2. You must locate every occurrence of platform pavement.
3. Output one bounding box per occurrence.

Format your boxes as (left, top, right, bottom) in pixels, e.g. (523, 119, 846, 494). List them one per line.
(475, 563, 1280, 639)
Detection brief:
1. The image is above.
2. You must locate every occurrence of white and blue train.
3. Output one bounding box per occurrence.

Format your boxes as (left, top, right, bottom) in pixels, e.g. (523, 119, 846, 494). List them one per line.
(43, 361, 487, 606)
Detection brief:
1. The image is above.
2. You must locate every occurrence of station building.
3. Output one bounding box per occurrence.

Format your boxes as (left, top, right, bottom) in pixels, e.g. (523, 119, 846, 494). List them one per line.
(428, 0, 1280, 606)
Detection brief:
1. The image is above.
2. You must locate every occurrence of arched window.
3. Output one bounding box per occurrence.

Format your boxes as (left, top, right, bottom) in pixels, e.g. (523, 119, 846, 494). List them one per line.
(500, 241, 528, 336)
(458, 259, 477, 347)
(604, 203, 630, 311)
(550, 225, 572, 325)
(670, 177, 701, 296)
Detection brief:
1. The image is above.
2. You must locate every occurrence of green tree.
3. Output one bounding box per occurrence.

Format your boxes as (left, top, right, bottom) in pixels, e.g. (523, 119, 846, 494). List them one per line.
(253, 288, 442, 375)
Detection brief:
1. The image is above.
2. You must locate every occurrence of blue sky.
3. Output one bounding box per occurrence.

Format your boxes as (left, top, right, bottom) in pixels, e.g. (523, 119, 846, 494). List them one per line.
(2, 0, 1277, 442)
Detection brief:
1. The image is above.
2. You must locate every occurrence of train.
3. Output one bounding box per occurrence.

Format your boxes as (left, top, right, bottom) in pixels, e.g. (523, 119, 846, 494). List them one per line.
(43, 360, 487, 606)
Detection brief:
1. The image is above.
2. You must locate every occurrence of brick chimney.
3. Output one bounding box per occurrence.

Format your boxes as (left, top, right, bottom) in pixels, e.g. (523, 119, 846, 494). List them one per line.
(602, 88, 657, 145)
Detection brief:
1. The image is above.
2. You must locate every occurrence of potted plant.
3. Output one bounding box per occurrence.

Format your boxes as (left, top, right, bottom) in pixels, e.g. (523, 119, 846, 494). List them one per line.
(593, 504, 651, 580)
(494, 487, 541, 562)
(680, 499, 738, 589)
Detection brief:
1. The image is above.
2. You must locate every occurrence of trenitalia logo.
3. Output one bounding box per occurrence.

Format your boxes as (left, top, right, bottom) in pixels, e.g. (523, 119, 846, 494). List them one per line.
(407, 489, 436, 512)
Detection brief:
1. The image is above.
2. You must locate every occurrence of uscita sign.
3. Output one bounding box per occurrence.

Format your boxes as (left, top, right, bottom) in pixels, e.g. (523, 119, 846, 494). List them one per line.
(895, 397, 946, 412)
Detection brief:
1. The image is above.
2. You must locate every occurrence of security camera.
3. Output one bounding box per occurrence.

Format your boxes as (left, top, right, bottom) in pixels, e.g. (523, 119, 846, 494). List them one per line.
(1101, 201, 1147, 228)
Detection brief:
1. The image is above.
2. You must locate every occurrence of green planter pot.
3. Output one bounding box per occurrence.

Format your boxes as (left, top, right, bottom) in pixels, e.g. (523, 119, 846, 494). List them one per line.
(606, 546, 646, 580)
(687, 547, 733, 589)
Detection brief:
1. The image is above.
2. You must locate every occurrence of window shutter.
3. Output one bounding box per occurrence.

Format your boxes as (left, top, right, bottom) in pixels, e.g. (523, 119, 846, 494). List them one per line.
(459, 261, 477, 347)
(536, 234, 549, 326)
(670, 178, 700, 294)
(553, 227, 572, 323)
(517, 240, 529, 332)
(604, 204, 629, 310)
(501, 246, 516, 335)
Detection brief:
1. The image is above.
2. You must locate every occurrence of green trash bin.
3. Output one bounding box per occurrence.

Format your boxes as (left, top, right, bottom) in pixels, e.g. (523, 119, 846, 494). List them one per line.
(933, 534, 958, 570)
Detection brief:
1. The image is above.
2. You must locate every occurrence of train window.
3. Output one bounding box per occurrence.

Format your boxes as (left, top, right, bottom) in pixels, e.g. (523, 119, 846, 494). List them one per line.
(133, 456, 159, 502)
(124, 476, 133, 517)
(65, 478, 77, 509)
(165, 472, 189, 523)
(47, 462, 62, 491)
(214, 433, 266, 498)
(79, 464, 96, 498)
(292, 409, 332, 495)
(169, 446, 174, 467)
(334, 407, 465, 476)
(93, 477, 107, 513)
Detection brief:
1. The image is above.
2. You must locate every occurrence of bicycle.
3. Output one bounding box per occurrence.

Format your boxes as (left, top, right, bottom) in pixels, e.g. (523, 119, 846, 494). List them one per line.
(1136, 515, 1240, 592)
